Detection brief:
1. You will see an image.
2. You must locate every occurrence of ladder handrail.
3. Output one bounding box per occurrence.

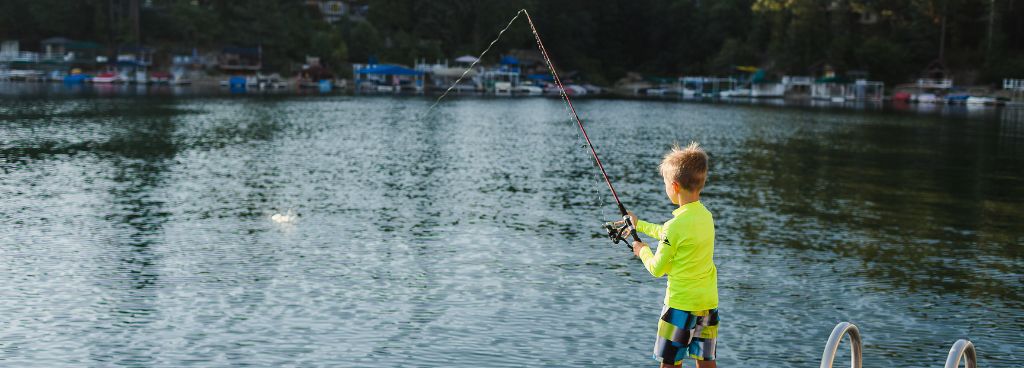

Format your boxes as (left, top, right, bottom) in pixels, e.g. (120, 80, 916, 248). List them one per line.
(820, 322, 863, 368)
(944, 339, 977, 368)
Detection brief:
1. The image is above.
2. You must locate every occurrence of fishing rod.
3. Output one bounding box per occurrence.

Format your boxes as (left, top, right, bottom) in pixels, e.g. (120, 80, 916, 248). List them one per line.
(520, 11, 641, 250)
(429, 9, 642, 250)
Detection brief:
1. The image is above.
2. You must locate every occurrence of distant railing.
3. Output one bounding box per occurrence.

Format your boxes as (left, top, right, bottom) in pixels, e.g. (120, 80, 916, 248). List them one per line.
(820, 322, 863, 368)
(0, 51, 40, 63)
(917, 78, 953, 89)
(1004, 78, 1024, 91)
(944, 339, 977, 368)
(782, 75, 813, 85)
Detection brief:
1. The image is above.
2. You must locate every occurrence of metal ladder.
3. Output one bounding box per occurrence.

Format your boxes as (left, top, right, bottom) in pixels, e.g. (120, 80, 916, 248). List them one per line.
(819, 322, 978, 368)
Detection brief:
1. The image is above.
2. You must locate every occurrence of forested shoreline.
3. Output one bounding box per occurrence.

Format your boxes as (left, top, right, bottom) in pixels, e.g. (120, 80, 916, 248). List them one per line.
(2, 0, 1022, 86)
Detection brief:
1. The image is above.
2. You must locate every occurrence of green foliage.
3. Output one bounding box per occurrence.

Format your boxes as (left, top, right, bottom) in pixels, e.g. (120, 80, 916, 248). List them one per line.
(712, 38, 758, 74)
(1, 0, 1023, 84)
(856, 37, 912, 85)
(347, 20, 382, 63)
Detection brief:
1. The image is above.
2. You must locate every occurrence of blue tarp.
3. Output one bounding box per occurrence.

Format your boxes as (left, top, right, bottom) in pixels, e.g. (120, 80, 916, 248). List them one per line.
(527, 74, 553, 81)
(63, 74, 90, 84)
(500, 56, 519, 65)
(355, 65, 423, 76)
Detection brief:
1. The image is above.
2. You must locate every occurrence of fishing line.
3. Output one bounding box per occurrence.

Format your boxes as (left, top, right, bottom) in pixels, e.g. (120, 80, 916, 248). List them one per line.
(428, 9, 641, 249)
(427, 10, 528, 112)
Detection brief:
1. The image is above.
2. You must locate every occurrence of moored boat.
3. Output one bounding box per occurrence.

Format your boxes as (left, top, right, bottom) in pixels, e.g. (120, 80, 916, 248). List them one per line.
(945, 94, 969, 104)
(513, 85, 542, 95)
(91, 72, 123, 83)
(914, 93, 940, 103)
(149, 71, 171, 84)
(966, 96, 997, 105)
(720, 88, 751, 98)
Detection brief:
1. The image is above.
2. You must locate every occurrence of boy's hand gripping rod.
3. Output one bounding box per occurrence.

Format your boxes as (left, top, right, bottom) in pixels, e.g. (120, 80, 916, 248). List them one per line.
(521, 10, 642, 251)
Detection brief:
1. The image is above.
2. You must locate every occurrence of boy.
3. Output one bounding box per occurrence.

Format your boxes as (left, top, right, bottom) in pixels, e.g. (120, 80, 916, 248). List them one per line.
(625, 142, 718, 368)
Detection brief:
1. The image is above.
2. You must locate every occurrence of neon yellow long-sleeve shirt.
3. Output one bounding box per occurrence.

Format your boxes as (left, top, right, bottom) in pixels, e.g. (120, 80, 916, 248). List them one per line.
(636, 201, 718, 311)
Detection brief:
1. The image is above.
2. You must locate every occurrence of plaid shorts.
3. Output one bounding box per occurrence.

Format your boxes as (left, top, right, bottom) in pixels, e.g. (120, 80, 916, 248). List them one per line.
(653, 306, 720, 364)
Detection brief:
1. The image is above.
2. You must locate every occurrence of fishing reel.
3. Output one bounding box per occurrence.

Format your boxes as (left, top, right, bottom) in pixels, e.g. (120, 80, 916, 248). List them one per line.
(603, 215, 635, 251)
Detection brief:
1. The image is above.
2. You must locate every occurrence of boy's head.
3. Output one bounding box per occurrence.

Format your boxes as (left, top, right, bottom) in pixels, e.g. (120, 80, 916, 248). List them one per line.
(659, 142, 708, 204)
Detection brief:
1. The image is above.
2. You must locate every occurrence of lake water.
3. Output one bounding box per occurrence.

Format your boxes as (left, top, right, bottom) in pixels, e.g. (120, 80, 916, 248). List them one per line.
(1, 94, 1021, 367)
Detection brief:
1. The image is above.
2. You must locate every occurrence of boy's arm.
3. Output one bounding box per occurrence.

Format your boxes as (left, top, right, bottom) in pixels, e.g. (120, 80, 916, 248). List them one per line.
(635, 219, 663, 240)
(637, 234, 680, 278)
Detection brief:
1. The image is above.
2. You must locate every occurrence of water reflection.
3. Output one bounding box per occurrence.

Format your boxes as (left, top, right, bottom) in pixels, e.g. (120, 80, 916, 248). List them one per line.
(90, 113, 176, 366)
(735, 110, 1022, 301)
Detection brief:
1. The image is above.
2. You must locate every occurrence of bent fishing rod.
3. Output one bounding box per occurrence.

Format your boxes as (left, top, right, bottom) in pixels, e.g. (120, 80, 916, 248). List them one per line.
(429, 9, 642, 250)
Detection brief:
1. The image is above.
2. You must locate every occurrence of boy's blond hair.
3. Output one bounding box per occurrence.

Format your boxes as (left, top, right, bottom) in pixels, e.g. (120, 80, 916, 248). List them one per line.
(659, 142, 708, 192)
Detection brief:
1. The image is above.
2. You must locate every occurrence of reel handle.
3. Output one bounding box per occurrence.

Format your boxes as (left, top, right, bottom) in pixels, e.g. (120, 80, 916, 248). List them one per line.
(603, 217, 636, 251)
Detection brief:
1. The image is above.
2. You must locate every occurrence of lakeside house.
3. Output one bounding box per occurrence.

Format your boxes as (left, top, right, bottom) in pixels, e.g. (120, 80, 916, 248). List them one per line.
(481, 55, 522, 94)
(415, 57, 481, 92)
(891, 78, 953, 103)
(1, 40, 26, 61)
(782, 76, 813, 98)
(218, 46, 262, 73)
(677, 76, 738, 97)
(741, 75, 817, 99)
(1004, 79, 1024, 102)
(808, 66, 885, 102)
(0, 34, 1013, 103)
(812, 76, 885, 102)
(41, 37, 102, 65)
(416, 55, 556, 95)
(114, 45, 153, 83)
(0, 38, 103, 81)
(353, 63, 424, 93)
(216, 45, 288, 89)
(170, 49, 204, 85)
(298, 56, 336, 91)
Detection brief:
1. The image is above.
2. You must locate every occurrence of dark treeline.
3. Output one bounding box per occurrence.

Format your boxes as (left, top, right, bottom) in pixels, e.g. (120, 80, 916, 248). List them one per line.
(2, 0, 1023, 85)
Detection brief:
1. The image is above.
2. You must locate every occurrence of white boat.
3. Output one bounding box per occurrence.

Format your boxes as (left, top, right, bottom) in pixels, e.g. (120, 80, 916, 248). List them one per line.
(92, 72, 124, 83)
(3, 69, 44, 81)
(133, 70, 147, 84)
(513, 85, 542, 95)
(720, 88, 751, 98)
(494, 81, 512, 95)
(581, 84, 604, 95)
(966, 96, 996, 105)
(170, 74, 191, 85)
(47, 70, 66, 82)
(645, 88, 666, 96)
(451, 83, 478, 92)
(751, 83, 785, 98)
(915, 93, 940, 103)
(565, 84, 587, 95)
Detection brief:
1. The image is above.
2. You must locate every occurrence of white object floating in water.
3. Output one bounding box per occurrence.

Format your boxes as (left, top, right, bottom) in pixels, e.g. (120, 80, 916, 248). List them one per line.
(271, 210, 298, 224)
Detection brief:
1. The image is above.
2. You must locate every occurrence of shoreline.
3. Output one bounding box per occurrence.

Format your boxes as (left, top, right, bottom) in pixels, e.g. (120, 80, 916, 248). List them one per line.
(3, 80, 1022, 114)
